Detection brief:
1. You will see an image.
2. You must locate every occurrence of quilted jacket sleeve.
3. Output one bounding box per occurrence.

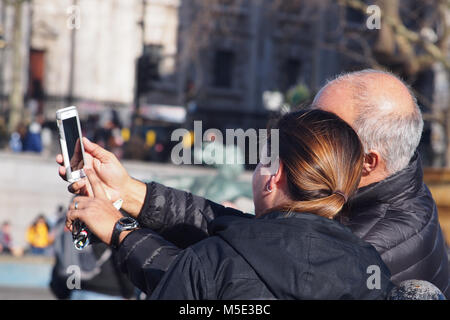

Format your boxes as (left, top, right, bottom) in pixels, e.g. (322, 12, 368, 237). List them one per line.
(116, 228, 182, 295)
(149, 247, 210, 300)
(136, 182, 253, 248)
(117, 182, 254, 295)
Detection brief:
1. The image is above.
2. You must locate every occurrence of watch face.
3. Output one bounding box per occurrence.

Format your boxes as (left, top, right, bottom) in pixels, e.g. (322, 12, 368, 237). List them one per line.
(119, 217, 138, 228)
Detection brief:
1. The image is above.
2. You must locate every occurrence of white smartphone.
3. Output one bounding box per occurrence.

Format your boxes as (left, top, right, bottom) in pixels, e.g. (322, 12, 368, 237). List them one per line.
(56, 106, 86, 183)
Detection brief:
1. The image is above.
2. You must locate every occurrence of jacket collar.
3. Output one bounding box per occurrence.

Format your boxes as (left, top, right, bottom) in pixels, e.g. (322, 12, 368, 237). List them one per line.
(258, 210, 299, 220)
(350, 152, 423, 209)
(257, 210, 348, 229)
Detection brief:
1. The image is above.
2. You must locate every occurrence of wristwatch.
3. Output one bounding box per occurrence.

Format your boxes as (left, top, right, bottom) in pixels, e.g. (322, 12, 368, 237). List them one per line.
(110, 216, 139, 249)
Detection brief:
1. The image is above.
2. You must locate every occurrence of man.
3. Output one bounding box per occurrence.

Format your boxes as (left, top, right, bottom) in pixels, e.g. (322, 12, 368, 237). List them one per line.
(58, 69, 449, 297)
(312, 69, 449, 296)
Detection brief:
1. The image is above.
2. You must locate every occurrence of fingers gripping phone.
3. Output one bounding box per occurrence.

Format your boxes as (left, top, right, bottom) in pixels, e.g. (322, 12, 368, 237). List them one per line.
(56, 106, 94, 250)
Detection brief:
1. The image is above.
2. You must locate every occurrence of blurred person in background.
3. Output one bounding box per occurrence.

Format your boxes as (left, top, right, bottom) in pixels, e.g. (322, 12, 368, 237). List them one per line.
(9, 132, 22, 152)
(50, 200, 136, 300)
(23, 120, 43, 153)
(0, 221, 12, 255)
(94, 110, 123, 159)
(109, 113, 124, 160)
(40, 123, 53, 157)
(9, 122, 27, 153)
(47, 205, 66, 240)
(0, 116, 7, 149)
(26, 214, 53, 255)
(83, 114, 100, 142)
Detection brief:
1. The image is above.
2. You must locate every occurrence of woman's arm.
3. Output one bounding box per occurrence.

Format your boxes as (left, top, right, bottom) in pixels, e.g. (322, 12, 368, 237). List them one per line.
(136, 181, 253, 238)
(117, 228, 209, 298)
(116, 228, 182, 295)
(58, 138, 251, 239)
(64, 170, 243, 296)
(148, 246, 210, 300)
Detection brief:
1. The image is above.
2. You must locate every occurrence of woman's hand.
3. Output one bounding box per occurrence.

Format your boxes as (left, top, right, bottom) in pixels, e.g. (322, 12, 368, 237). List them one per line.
(57, 137, 146, 216)
(66, 168, 123, 245)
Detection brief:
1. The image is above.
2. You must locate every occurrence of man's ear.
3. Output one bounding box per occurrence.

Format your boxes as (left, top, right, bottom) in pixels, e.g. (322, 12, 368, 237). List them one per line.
(362, 151, 380, 176)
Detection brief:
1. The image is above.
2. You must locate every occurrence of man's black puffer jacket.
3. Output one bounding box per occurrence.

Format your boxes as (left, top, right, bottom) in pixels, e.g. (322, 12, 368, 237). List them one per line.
(118, 209, 393, 299)
(344, 153, 449, 297)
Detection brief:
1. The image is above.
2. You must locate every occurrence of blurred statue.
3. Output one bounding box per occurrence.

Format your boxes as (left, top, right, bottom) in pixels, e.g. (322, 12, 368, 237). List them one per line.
(152, 133, 253, 212)
(189, 136, 252, 205)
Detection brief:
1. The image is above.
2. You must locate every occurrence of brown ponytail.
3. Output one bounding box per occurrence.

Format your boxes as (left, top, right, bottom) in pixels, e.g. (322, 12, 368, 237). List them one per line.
(268, 109, 364, 219)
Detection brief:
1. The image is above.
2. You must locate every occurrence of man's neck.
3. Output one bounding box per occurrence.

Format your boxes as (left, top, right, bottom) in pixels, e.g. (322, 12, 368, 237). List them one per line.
(359, 169, 390, 188)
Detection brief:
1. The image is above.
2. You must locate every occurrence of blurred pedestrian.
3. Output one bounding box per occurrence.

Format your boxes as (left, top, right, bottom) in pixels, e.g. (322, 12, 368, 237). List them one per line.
(23, 121, 43, 153)
(0, 116, 7, 149)
(41, 125, 53, 157)
(9, 132, 22, 152)
(26, 214, 53, 255)
(8, 122, 26, 152)
(94, 110, 123, 159)
(0, 221, 12, 255)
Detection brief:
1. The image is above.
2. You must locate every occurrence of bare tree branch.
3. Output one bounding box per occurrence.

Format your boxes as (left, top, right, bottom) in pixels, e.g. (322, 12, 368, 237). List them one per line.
(338, 0, 450, 71)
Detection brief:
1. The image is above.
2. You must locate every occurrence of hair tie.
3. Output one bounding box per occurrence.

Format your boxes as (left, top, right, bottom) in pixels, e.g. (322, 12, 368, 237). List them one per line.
(333, 190, 348, 203)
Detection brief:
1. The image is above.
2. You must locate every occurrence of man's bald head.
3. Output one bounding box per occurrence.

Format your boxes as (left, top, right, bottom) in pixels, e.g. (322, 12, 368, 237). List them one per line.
(314, 70, 417, 125)
(313, 69, 423, 180)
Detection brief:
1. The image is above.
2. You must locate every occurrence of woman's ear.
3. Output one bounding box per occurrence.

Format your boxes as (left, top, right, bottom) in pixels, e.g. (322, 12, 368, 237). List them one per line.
(268, 159, 292, 206)
(271, 158, 285, 188)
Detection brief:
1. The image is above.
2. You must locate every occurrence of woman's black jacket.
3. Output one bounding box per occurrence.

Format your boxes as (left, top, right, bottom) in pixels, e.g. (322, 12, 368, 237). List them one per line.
(117, 183, 393, 299)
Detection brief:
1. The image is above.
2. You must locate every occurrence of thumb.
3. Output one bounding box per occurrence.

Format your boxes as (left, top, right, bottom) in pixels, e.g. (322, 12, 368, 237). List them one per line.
(83, 137, 111, 163)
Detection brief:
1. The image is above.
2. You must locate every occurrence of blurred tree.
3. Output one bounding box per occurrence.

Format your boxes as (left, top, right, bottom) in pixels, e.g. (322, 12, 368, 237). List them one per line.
(334, 0, 450, 166)
(7, 0, 28, 133)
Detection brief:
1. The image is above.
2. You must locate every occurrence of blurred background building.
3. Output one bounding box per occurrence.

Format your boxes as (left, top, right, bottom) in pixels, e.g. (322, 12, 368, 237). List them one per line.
(0, 0, 449, 164)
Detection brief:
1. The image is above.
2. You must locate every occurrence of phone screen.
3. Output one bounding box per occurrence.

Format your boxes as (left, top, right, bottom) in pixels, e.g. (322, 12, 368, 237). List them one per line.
(63, 116, 84, 171)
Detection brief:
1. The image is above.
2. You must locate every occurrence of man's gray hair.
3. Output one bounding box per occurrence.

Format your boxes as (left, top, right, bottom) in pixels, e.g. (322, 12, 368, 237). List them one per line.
(316, 69, 424, 175)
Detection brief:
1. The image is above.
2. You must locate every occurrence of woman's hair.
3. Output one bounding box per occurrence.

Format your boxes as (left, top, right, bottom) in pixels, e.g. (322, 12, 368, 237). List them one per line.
(268, 109, 364, 219)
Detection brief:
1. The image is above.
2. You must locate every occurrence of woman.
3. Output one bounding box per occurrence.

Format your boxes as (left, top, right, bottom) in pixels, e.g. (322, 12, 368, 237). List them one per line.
(26, 214, 52, 255)
(61, 109, 394, 299)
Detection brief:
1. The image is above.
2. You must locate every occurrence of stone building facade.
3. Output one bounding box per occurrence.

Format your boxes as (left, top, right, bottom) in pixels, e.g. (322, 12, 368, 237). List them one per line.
(0, 0, 347, 129)
(169, 0, 344, 129)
